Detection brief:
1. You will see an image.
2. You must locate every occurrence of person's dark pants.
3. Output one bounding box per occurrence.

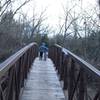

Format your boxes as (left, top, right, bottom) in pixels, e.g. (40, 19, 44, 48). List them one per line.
(40, 52, 43, 60)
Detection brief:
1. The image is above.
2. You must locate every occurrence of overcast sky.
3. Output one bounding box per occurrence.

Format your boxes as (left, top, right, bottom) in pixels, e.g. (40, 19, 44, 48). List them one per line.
(15, 0, 98, 29)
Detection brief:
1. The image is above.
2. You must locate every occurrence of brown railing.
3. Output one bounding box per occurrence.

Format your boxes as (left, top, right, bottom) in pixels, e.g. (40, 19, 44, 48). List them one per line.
(0, 43, 38, 100)
(49, 44, 100, 100)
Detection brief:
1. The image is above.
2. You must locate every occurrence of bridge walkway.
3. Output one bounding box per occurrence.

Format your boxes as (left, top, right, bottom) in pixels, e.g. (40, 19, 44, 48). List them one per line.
(20, 57, 65, 100)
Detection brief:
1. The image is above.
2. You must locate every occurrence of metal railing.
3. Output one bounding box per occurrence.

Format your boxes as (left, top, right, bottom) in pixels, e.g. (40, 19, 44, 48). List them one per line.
(0, 43, 38, 100)
(49, 44, 100, 100)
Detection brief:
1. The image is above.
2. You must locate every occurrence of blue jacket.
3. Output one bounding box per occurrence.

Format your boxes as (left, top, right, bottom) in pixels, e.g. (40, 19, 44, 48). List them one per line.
(39, 45, 48, 52)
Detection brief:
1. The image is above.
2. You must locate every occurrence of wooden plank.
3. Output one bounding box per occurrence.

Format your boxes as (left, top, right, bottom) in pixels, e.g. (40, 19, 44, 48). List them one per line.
(20, 58, 65, 100)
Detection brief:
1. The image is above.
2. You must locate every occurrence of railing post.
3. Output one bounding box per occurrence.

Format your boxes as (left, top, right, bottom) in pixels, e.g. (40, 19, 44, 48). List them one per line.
(60, 52, 64, 81)
(0, 85, 3, 100)
(94, 89, 100, 100)
(57, 47, 62, 75)
(7, 67, 15, 100)
(63, 55, 69, 90)
(54, 46, 57, 67)
(78, 68, 85, 100)
(15, 60, 21, 100)
(68, 59, 75, 100)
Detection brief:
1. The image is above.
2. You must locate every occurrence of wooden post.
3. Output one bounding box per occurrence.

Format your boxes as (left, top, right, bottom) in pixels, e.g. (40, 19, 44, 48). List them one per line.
(63, 55, 69, 90)
(78, 68, 85, 100)
(68, 59, 75, 100)
(60, 52, 64, 81)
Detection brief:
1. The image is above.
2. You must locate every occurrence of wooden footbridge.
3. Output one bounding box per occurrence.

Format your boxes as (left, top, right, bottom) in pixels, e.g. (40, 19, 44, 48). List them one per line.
(0, 43, 100, 100)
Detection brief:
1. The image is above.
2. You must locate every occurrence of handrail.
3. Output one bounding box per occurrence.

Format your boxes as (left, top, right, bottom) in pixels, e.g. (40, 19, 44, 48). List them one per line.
(55, 44, 100, 77)
(0, 43, 35, 77)
(63, 48, 100, 77)
(0, 42, 38, 100)
(49, 44, 100, 100)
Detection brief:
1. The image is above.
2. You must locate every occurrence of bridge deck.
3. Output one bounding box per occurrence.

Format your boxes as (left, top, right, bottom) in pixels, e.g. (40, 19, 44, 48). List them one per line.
(20, 58, 65, 100)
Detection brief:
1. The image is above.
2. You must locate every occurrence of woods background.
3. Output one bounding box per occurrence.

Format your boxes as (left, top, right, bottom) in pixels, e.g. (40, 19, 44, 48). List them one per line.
(0, 0, 100, 70)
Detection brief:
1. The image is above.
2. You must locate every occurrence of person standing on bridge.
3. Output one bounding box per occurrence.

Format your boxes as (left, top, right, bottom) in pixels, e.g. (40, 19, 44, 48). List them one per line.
(39, 43, 48, 60)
